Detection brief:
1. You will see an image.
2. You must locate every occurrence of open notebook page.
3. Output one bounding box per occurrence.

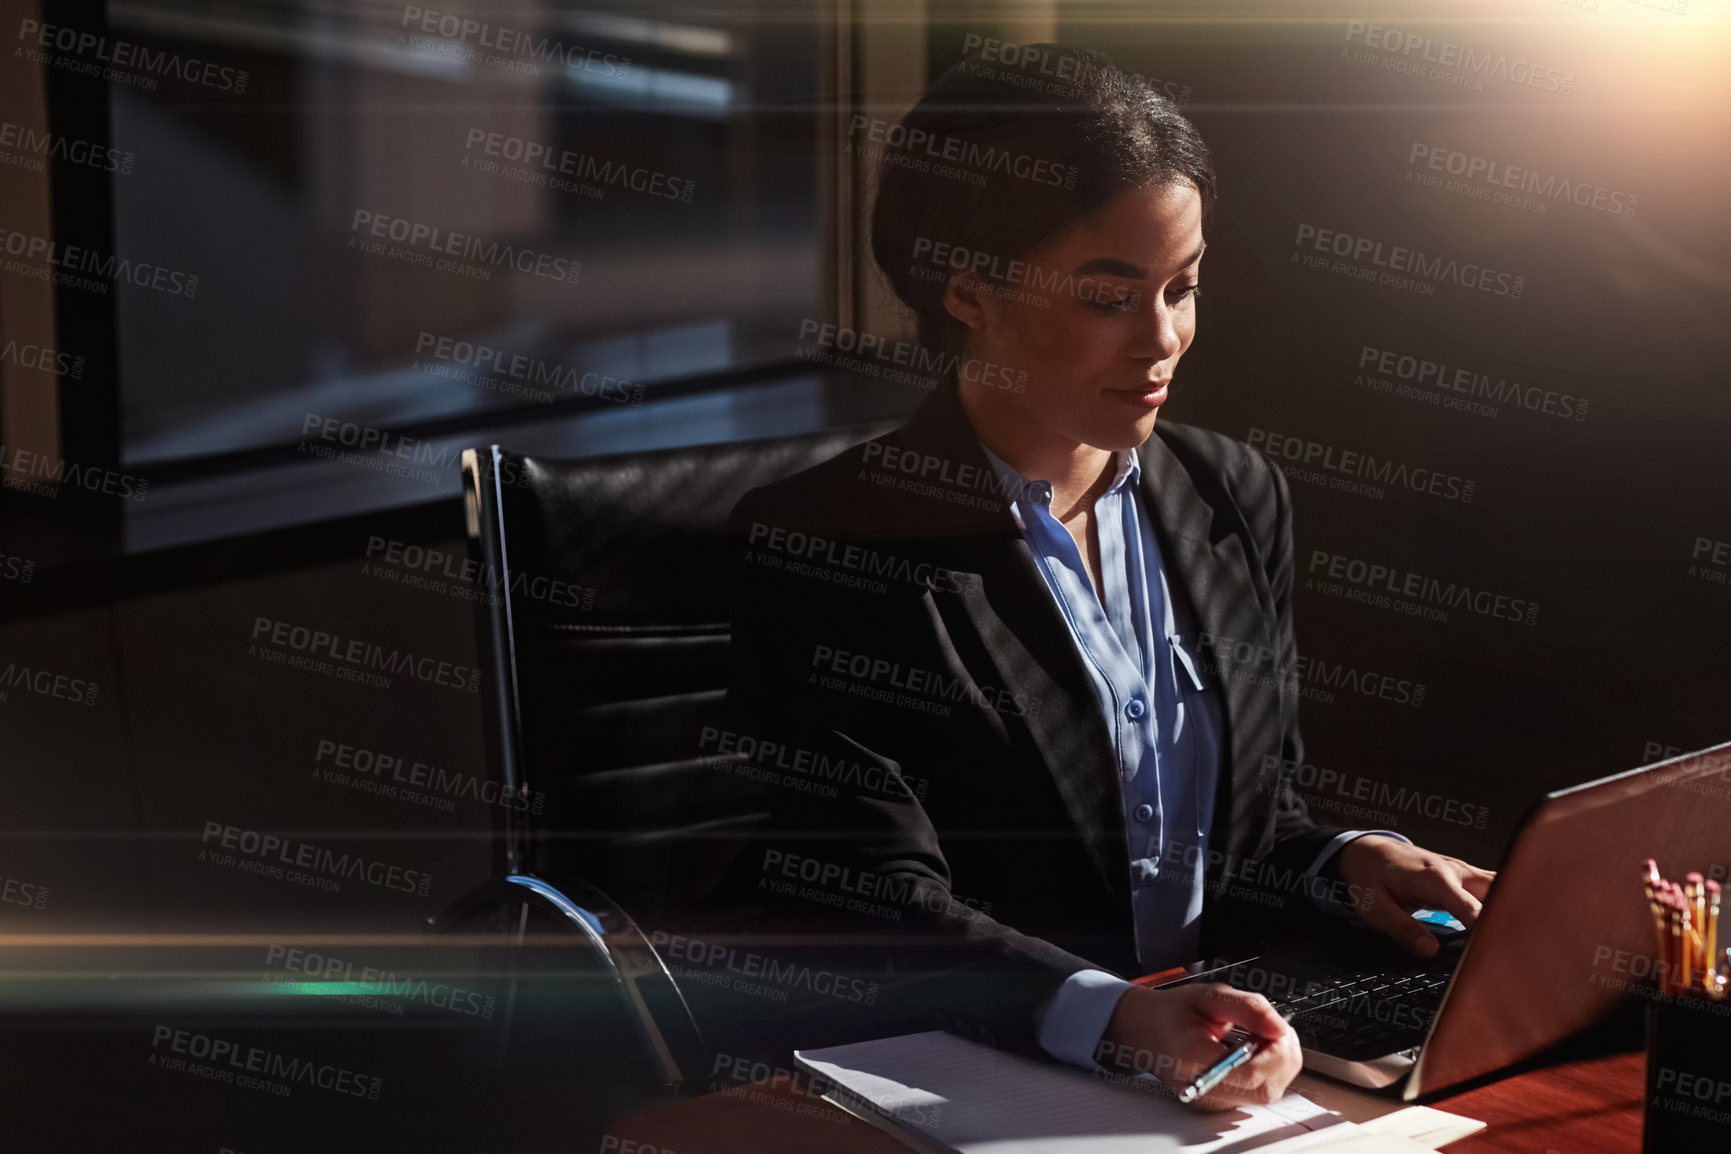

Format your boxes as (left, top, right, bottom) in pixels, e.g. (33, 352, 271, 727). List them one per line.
(796, 1030, 1358, 1154)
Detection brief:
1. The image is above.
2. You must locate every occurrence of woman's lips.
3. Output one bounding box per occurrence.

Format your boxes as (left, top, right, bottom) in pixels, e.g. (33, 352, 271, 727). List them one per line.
(1106, 382, 1169, 409)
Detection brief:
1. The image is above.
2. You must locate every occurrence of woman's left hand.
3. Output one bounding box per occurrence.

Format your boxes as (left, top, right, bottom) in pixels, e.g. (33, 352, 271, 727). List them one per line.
(1336, 837, 1496, 958)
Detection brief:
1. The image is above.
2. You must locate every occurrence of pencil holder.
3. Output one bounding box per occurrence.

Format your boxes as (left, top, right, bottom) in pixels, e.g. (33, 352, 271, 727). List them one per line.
(1643, 996, 1731, 1153)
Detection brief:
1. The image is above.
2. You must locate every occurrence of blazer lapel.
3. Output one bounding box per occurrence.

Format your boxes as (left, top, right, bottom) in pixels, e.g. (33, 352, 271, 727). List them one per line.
(1138, 430, 1278, 865)
(948, 533, 1129, 893)
(894, 382, 1128, 895)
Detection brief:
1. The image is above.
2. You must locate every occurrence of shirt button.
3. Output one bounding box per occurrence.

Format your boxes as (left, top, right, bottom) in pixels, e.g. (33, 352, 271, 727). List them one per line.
(1133, 803, 1155, 823)
(1124, 698, 1146, 720)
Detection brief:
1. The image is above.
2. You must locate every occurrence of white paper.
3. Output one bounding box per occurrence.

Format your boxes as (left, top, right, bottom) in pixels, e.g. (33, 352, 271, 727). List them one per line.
(796, 1030, 1358, 1154)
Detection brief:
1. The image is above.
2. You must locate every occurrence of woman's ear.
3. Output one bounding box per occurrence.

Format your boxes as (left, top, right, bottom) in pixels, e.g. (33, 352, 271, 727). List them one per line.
(942, 272, 991, 333)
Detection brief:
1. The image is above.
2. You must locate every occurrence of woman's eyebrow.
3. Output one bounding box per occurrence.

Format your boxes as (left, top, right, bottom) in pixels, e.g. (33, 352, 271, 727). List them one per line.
(1071, 242, 1206, 279)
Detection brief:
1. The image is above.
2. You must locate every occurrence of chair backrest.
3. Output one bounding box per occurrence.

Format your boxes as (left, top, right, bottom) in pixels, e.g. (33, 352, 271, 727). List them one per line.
(461, 424, 895, 928)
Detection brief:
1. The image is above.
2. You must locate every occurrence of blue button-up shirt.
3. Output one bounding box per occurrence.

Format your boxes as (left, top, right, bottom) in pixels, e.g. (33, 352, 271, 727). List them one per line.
(980, 444, 1222, 975)
(977, 443, 1405, 1071)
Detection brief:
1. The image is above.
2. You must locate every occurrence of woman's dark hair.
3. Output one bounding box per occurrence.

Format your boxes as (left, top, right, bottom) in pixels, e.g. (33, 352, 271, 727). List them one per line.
(869, 45, 1216, 356)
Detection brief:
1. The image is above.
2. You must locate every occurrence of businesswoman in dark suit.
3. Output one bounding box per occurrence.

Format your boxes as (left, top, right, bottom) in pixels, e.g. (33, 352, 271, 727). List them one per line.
(712, 46, 1493, 1109)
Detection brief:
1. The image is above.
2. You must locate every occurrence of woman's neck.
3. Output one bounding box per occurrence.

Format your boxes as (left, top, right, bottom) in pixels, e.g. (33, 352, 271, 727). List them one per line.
(960, 384, 1118, 519)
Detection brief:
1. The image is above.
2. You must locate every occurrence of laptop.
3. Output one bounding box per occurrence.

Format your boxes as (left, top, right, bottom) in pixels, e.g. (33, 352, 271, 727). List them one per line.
(1160, 740, 1731, 1099)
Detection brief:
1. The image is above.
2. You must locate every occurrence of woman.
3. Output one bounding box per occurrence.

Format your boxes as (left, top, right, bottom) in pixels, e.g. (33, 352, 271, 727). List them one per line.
(713, 45, 1493, 1110)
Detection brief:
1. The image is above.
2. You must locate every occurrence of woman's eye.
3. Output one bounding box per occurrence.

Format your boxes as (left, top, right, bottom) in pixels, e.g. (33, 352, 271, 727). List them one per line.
(1086, 289, 1140, 313)
(1169, 284, 1202, 303)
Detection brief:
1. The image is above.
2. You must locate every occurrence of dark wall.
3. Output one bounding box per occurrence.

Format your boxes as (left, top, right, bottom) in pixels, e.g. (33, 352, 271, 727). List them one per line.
(0, 518, 489, 934)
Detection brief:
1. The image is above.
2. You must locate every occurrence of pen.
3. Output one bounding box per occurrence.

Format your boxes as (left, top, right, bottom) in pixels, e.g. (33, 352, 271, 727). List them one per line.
(1177, 1031, 1260, 1105)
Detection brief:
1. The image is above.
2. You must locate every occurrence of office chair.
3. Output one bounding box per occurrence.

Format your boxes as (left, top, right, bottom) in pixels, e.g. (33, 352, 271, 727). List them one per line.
(428, 424, 894, 1102)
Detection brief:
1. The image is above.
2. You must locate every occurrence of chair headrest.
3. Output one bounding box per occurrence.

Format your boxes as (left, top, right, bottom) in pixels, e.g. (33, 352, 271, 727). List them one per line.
(480, 425, 893, 628)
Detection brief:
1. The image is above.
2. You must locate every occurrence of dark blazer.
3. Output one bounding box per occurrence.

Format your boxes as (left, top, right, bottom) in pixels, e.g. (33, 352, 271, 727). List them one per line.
(703, 375, 1345, 1058)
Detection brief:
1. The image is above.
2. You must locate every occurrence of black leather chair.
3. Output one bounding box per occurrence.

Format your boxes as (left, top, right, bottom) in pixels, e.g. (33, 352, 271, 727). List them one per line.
(430, 423, 896, 1104)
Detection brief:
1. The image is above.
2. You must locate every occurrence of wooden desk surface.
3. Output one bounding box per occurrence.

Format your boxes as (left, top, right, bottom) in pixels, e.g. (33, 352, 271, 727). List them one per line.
(609, 1045, 1648, 1153)
(1430, 1049, 1644, 1154)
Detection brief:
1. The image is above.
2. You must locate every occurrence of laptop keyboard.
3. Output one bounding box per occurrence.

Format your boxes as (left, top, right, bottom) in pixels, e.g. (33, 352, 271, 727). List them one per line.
(1280, 969, 1450, 1059)
(1247, 932, 1465, 1062)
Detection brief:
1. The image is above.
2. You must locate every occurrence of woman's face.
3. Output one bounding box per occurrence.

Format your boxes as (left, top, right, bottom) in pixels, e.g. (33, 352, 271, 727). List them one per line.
(945, 180, 1204, 453)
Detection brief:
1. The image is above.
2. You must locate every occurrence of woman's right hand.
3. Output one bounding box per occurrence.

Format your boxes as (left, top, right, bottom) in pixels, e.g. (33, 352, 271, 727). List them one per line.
(1093, 983, 1302, 1111)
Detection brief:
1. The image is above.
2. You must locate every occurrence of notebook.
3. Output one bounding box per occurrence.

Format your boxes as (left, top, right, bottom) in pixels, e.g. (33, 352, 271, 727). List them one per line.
(795, 1029, 1378, 1154)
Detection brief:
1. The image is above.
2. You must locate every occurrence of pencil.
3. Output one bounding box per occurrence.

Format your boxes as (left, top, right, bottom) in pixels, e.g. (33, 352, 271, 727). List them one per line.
(1644, 862, 1671, 996)
(1706, 881, 1722, 987)
(1673, 888, 1692, 993)
(1688, 873, 1707, 975)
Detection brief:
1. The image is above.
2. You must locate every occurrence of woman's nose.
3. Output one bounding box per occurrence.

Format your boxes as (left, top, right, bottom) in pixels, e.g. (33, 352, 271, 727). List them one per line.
(1133, 296, 1184, 363)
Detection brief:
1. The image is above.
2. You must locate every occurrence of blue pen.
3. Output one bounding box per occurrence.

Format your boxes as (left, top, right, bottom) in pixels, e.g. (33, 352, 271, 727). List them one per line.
(1176, 1029, 1260, 1105)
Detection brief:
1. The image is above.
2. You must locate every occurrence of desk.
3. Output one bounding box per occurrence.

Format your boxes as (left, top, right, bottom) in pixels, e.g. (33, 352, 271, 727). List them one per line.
(1431, 1049, 1644, 1154)
(608, 1046, 1647, 1153)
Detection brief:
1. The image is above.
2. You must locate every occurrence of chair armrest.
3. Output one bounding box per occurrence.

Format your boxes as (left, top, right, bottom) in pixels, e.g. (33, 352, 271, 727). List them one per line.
(429, 873, 707, 1092)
